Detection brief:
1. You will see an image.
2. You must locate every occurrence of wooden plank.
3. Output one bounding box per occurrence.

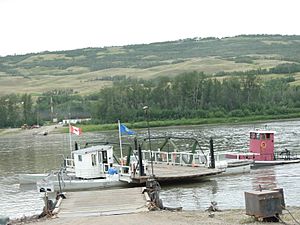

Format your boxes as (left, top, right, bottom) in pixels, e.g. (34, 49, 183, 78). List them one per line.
(131, 164, 221, 183)
(58, 187, 147, 218)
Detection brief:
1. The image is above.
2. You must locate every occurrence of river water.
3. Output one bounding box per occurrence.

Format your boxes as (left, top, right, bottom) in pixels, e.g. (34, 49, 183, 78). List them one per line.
(1, 120, 300, 218)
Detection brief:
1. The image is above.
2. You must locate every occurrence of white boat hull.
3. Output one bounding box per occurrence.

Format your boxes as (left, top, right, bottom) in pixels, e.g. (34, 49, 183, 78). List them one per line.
(19, 173, 52, 184)
(216, 162, 251, 175)
(35, 173, 129, 192)
(252, 159, 300, 168)
(20, 173, 128, 191)
(214, 157, 252, 176)
(54, 174, 127, 191)
(225, 161, 251, 175)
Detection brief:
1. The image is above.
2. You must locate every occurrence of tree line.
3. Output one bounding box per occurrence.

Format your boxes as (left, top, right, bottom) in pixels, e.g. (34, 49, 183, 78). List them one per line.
(215, 63, 300, 77)
(1, 72, 300, 128)
(0, 94, 36, 128)
(92, 72, 300, 123)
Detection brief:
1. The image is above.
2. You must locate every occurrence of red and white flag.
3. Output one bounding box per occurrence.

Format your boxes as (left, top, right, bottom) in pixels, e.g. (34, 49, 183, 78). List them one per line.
(69, 125, 82, 135)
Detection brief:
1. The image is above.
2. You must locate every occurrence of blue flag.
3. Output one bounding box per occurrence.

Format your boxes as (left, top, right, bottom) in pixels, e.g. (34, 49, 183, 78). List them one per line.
(119, 124, 135, 135)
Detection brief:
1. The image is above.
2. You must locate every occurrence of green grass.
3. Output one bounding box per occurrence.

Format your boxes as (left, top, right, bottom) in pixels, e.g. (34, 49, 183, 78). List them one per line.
(61, 113, 300, 133)
(17, 53, 72, 64)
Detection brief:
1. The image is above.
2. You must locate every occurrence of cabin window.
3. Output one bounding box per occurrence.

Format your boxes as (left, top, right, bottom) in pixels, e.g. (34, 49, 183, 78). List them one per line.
(91, 154, 97, 166)
(98, 152, 102, 163)
(102, 151, 108, 163)
(266, 133, 271, 139)
(256, 133, 260, 140)
(260, 134, 266, 140)
(78, 155, 82, 162)
(250, 132, 260, 140)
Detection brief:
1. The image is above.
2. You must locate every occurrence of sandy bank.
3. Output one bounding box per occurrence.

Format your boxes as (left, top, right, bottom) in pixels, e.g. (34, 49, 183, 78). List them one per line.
(11, 207, 300, 225)
(0, 124, 63, 137)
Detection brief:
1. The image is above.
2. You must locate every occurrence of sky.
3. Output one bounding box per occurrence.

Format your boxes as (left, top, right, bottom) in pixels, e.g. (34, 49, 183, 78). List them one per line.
(0, 0, 299, 56)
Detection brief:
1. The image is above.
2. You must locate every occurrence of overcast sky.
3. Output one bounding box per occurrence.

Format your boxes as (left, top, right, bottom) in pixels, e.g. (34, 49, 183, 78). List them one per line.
(0, 0, 299, 56)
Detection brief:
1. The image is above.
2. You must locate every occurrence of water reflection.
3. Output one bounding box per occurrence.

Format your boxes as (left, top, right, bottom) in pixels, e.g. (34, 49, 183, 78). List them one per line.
(161, 179, 219, 210)
(210, 179, 218, 195)
(251, 167, 277, 190)
(160, 162, 300, 211)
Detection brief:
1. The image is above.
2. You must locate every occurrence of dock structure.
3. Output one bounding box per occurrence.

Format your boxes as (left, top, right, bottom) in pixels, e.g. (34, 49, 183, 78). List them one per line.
(121, 164, 221, 184)
(118, 146, 222, 184)
(57, 187, 147, 218)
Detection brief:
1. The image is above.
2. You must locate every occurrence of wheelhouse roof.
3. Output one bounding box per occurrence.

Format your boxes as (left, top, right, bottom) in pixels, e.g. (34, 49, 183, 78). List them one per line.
(249, 130, 276, 134)
(73, 145, 113, 155)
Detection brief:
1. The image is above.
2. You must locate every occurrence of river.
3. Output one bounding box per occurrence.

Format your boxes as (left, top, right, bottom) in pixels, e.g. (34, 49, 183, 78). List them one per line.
(1, 120, 300, 218)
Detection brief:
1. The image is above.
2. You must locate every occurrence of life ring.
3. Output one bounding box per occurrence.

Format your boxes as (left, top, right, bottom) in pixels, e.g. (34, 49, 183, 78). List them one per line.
(260, 141, 267, 149)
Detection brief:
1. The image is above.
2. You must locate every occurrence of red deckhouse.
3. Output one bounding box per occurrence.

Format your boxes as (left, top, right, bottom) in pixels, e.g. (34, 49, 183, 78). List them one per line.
(225, 129, 300, 167)
(249, 130, 275, 161)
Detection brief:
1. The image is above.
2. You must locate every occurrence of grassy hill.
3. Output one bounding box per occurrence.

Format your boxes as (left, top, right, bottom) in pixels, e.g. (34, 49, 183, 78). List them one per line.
(1, 35, 300, 96)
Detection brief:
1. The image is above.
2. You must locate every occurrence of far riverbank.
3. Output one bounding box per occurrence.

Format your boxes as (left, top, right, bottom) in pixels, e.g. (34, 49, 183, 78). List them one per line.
(0, 124, 62, 137)
(1, 113, 300, 136)
(62, 114, 300, 133)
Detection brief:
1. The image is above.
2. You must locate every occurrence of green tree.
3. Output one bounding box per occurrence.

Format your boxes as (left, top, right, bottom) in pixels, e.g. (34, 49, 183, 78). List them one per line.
(22, 94, 34, 125)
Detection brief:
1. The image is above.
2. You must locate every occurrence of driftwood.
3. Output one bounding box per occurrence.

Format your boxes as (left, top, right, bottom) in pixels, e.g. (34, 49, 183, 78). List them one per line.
(205, 201, 221, 212)
(144, 178, 183, 212)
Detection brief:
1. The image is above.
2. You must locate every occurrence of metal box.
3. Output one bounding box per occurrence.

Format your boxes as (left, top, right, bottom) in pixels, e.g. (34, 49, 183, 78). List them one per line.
(273, 188, 285, 208)
(245, 190, 282, 218)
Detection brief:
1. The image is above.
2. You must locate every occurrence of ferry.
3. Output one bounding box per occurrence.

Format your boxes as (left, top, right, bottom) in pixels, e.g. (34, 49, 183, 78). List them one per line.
(21, 145, 131, 191)
(226, 130, 300, 168)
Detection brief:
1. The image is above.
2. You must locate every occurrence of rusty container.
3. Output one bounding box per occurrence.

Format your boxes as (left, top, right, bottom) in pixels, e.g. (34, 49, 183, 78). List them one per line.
(245, 190, 282, 218)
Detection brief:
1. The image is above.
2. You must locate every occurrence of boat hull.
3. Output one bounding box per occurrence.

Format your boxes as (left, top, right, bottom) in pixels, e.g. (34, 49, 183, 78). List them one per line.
(54, 175, 128, 191)
(252, 159, 300, 168)
(19, 173, 52, 184)
(20, 173, 129, 191)
(216, 161, 251, 175)
(225, 161, 251, 175)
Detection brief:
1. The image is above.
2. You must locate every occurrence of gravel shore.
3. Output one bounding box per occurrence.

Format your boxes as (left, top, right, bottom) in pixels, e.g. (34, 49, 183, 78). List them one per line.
(0, 124, 62, 137)
(9, 207, 300, 225)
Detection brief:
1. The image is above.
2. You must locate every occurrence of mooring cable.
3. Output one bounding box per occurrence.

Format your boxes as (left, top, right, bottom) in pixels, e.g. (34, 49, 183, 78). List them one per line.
(275, 214, 289, 225)
(284, 207, 300, 225)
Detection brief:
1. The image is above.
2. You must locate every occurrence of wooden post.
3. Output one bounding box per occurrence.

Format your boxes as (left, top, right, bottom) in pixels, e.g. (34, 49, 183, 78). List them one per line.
(209, 138, 215, 169)
(44, 192, 49, 215)
(138, 144, 145, 176)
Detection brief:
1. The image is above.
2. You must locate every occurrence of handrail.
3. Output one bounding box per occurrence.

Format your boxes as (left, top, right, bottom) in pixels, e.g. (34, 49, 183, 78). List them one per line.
(141, 136, 208, 164)
(274, 151, 300, 160)
(138, 149, 207, 167)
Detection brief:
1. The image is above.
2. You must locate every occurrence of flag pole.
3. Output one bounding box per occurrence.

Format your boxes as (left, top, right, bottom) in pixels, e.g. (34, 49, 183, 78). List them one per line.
(69, 121, 73, 159)
(118, 120, 123, 166)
